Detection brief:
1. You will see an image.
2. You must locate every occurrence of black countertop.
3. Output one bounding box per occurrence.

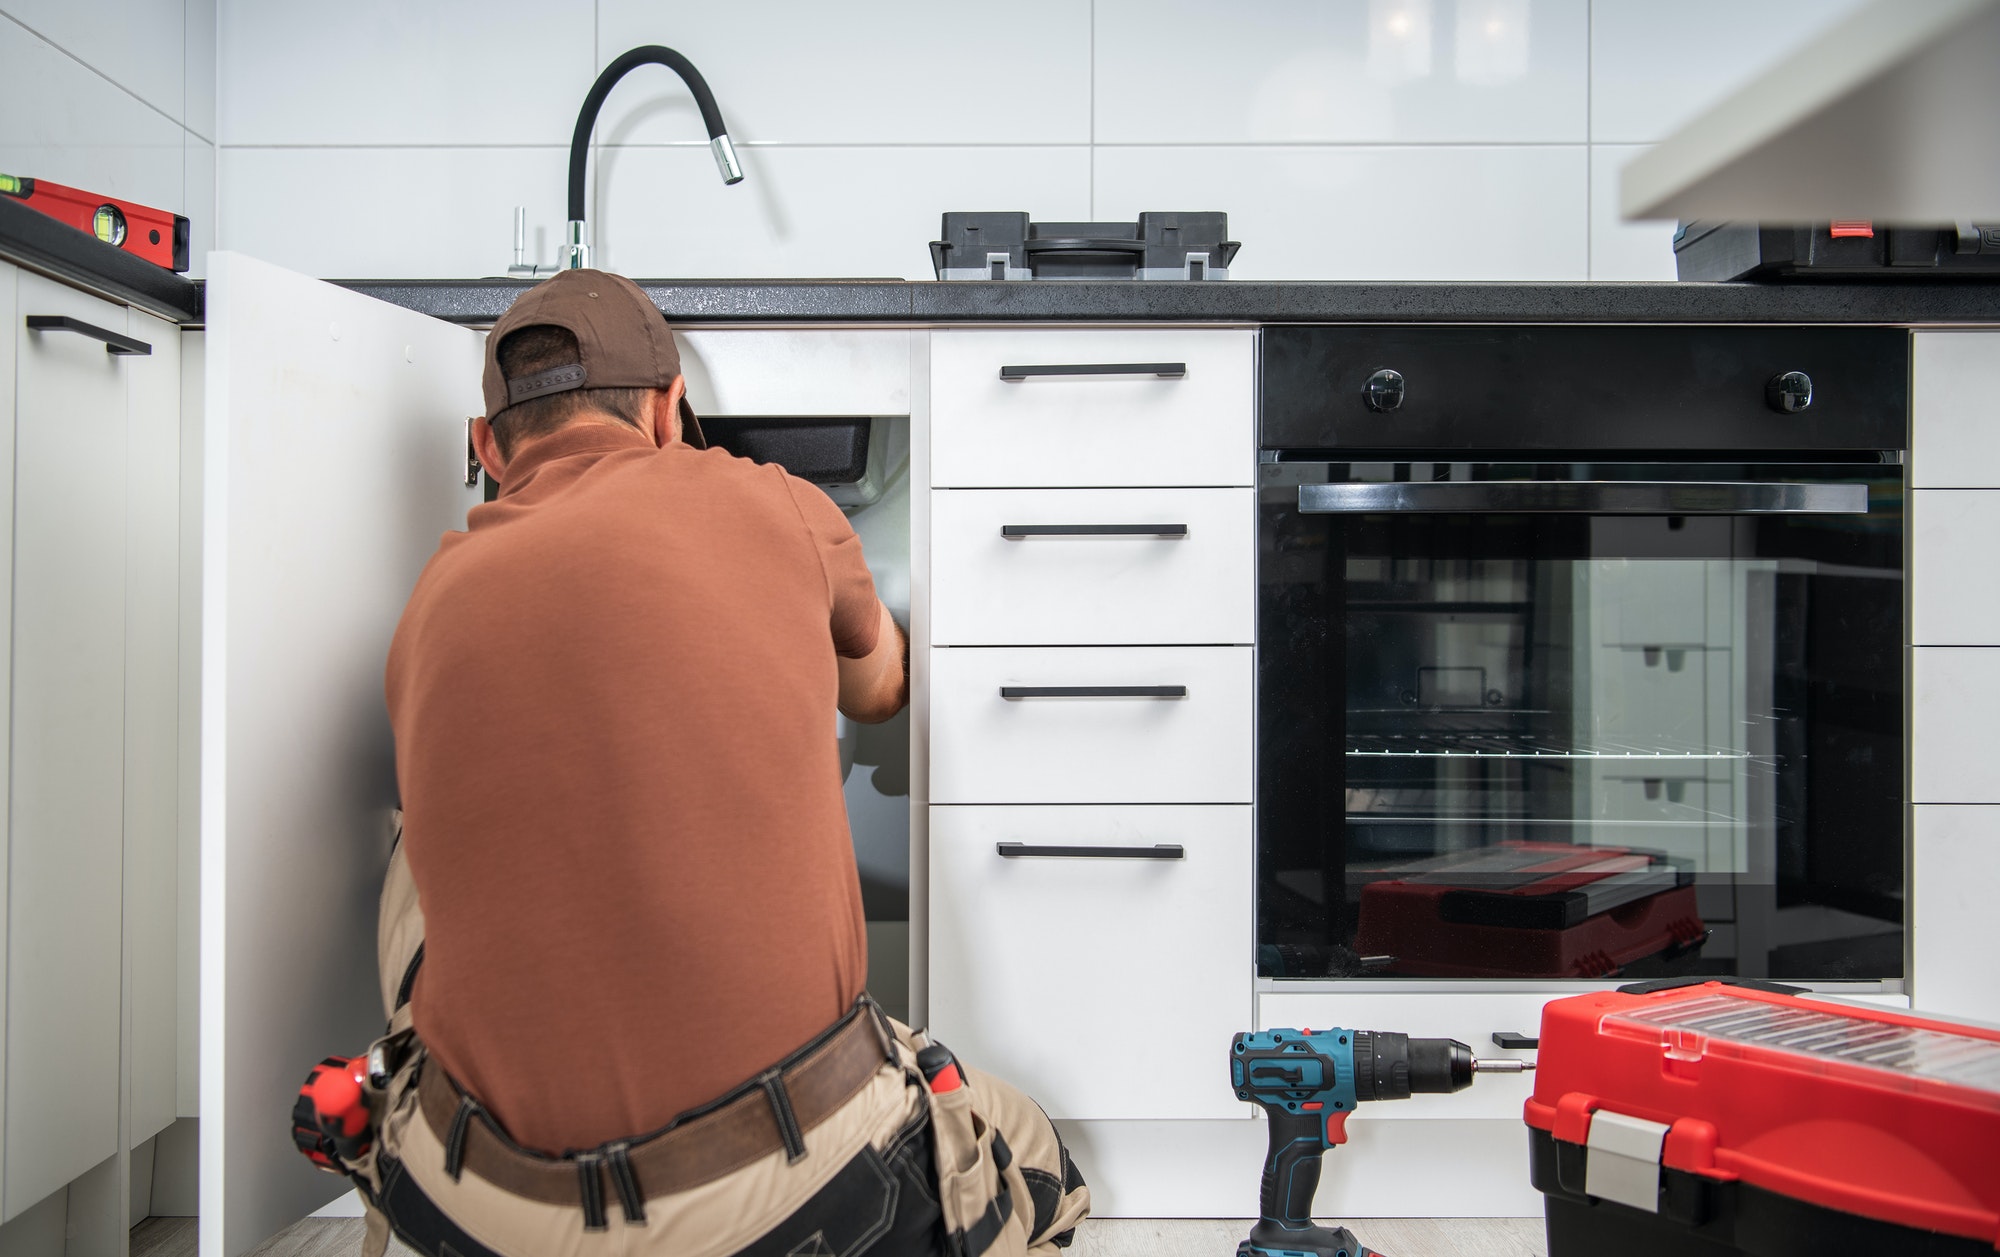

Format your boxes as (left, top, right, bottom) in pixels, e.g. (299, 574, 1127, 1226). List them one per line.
(0, 195, 203, 323)
(341, 276, 2000, 326)
(8, 195, 2000, 328)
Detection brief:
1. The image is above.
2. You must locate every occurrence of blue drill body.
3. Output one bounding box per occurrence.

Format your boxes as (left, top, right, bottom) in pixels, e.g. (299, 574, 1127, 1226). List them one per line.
(1231, 1027, 1490, 1257)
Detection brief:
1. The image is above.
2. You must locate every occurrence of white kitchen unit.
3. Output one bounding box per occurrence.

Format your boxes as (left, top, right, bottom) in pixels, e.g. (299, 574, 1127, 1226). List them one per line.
(1910, 329, 2000, 1024)
(0, 261, 184, 1247)
(198, 254, 484, 1257)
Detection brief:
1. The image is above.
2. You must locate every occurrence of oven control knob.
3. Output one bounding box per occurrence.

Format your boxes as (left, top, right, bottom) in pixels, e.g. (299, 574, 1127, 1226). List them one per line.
(1364, 369, 1406, 412)
(1766, 370, 1813, 413)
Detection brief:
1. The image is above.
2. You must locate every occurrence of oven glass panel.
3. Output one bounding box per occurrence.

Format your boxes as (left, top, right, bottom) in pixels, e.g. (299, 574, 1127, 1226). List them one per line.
(1257, 462, 1904, 982)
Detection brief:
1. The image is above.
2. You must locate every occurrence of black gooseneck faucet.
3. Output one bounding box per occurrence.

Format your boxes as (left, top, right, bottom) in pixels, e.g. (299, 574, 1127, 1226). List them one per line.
(563, 45, 743, 269)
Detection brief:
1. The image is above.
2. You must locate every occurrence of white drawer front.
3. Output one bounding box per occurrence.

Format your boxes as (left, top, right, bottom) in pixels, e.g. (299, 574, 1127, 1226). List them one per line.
(1913, 647, 2000, 803)
(931, 488, 1255, 646)
(929, 805, 1253, 1120)
(930, 646, 1253, 803)
(930, 329, 1255, 488)
(1257, 991, 1561, 1122)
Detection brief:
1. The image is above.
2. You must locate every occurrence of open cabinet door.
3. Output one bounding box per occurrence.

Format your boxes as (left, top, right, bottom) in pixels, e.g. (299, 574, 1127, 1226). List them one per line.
(200, 254, 482, 1257)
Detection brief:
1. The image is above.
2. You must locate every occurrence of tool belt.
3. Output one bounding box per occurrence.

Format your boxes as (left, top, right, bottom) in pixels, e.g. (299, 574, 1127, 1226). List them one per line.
(416, 996, 900, 1225)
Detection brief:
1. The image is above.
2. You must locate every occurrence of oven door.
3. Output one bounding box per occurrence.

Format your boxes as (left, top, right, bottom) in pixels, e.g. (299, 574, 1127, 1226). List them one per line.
(1257, 459, 1904, 983)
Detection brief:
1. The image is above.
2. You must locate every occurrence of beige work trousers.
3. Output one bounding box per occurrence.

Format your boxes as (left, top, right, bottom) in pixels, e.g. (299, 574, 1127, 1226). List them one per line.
(362, 840, 1089, 1257)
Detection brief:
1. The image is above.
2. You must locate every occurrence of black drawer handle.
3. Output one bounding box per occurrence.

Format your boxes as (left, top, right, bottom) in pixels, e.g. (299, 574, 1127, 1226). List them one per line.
(1492, 1031, 1540, 1050)
(1001, 523, 1189, 539)
(996, 843, 1185, 860)
(998, 362, 1187, 381)
(26, 315, 152, 356)
(999, 685, 1187, 699)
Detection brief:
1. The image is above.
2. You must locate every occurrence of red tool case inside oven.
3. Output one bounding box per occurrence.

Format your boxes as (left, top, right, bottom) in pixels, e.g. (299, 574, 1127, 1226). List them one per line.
(1526, 980, 2000, 1257)
(1353, 841, 1706, 978)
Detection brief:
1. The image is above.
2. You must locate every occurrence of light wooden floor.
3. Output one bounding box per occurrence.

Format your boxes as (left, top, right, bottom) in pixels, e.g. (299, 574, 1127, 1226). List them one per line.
(137, 1214, 1549, 1257)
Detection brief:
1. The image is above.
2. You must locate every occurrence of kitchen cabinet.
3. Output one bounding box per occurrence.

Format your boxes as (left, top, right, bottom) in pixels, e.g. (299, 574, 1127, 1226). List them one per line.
(2, 265, 181, 1235)
(198, 254, 483, 1256)
(1910, 329, 2000, 1023)
(925, 328, 1260, 1134)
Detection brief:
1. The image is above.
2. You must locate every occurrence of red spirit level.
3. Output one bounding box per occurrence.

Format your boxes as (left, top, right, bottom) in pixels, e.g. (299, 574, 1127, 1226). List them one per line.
(0, 173, 189, 272)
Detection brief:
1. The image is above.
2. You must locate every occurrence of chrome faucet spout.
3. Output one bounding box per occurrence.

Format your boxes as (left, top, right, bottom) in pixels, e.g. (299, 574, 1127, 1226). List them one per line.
(565, 44, 742, 269)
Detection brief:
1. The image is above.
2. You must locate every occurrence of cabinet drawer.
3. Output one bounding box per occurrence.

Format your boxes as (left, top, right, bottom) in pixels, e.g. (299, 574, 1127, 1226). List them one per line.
(931, 488, 1254, 646)
(1257, 991, 1557, 1122)
(929, 805, 1252, 1120)
(930, 329, 1254, 488)
(930, 646, 1252, 803)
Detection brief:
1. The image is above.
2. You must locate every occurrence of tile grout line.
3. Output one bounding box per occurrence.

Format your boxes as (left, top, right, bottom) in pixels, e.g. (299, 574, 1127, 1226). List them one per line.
(1585, 0, 1594, 278)
(1, 11, 191, 140)
(1088, 0, 1096, 218)
(212, 141, 1598, 151)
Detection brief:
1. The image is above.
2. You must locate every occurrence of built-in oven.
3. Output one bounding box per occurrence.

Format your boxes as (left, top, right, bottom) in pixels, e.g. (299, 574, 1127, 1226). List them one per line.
(1257, 325, 1908, 984)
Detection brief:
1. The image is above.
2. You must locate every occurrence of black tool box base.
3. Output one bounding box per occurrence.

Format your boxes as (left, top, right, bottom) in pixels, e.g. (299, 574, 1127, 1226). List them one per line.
(1529, 1127, 1989, 1257)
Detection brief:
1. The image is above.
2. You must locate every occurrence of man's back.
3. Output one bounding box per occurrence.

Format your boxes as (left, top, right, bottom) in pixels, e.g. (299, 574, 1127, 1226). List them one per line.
(386, 422, 881, 1155)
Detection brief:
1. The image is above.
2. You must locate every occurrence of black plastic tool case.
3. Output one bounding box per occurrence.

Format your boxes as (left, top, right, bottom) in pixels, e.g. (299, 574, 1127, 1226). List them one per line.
(930, 212, 1239, 280)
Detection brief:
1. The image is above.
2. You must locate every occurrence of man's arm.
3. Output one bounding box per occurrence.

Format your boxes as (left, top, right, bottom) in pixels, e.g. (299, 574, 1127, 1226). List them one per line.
(838, 602, 908, 724)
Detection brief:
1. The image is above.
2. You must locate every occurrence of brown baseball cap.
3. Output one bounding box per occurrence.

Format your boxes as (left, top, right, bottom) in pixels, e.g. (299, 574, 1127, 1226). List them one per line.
(481, 269, 705, 448)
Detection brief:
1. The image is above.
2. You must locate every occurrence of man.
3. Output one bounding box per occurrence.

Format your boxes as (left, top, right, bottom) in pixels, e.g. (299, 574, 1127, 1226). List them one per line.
(357, 270, 1087, 1257)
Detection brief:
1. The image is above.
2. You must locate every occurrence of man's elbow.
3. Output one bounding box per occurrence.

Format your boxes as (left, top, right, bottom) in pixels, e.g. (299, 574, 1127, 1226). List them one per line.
(840, 674, 907, 725)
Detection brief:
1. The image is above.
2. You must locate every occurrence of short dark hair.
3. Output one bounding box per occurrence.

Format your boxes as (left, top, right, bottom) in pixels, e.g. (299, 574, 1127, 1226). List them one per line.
(491, 325, 654, 458)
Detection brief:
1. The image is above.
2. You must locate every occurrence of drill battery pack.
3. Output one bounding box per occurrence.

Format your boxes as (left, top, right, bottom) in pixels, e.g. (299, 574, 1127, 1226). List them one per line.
(1353, 842, 1706, 979)
(1526, 980, 2000, 1257)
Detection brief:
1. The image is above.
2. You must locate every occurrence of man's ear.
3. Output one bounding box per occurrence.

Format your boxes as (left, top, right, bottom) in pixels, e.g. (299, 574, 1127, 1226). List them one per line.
(471, 416, 507, 484)
(651, 376, 688, 448)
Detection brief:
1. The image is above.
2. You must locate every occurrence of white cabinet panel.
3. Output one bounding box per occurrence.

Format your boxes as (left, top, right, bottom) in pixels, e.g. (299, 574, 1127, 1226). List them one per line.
(1914, 490, 2000, 644)
(930, 647, 1253, 804)
(931, 488, 1255, 646)
(1912, 648, 2000, 804)
(930, 330, 1254, 489)
(0, 260, 13, 1201)
(125, 308, 181, 1148)
(678, 330, 910, 418)
(929, 805, 1252, 1120)
(1913, 806, 2000, 1023)
(1912, 331, 2000, 489)
(201, 254, 484, 1255)
(1258, 991, 1557, 1122)
(6, 272, 129, 1219)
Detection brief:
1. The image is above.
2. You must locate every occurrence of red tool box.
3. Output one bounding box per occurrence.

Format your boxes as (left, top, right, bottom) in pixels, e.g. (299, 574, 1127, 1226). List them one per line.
(1, 173, 189, 272)
(1352, 841, 1706, 978)
(1526, 980, 2000, 1257)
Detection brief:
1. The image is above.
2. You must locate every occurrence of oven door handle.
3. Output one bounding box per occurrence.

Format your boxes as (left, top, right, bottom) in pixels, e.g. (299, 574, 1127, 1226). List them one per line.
(1296, 480, 1869, 515)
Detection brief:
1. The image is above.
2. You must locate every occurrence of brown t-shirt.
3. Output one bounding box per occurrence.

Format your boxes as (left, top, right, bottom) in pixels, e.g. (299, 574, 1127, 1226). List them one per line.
(385, 422, 881, 1155)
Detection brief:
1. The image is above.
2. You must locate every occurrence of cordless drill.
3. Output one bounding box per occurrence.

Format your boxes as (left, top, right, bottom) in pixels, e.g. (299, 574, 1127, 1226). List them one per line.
(1229, 1028, 1532, 1257)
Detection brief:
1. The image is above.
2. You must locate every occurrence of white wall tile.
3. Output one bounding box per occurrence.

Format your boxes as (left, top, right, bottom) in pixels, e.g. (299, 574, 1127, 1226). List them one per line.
(217, 0, 595, 146)
(183, 134, 213, 278)
(1913, 805, 2000, 1023)
(1589, 0, 1873, 143)
(1, 0, 186, 125)
(184, 0, 214, 142)
(1913, 331, 2000, 489)
(1093, 145, 1587, 280)
(594, 1, 1090, 145)
(591, 145, 1091, 280)
(217, 146, 568, 279)
(1095, 0, 1587, 143)
(1913, 491, 2000, 647)
(1912, 648, 2000, 804)
(0, 18, 184, 214)
(1589, 143, 1674, 279)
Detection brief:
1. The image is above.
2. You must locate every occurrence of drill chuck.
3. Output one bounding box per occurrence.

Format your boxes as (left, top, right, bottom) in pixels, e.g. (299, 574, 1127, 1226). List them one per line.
(1350, 1031, 1477, 1098)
